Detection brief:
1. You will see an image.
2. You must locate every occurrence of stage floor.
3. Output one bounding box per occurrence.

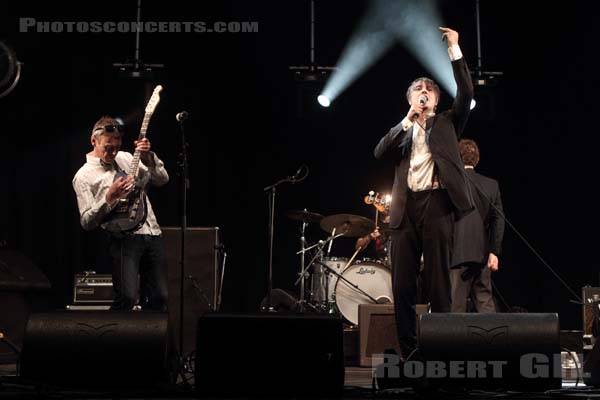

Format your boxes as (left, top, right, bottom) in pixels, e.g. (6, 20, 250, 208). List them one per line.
(0, 363, 595, 399)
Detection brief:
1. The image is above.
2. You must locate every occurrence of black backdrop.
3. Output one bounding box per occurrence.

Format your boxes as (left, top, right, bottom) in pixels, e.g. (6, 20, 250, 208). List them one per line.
(1, 0, 599, 329)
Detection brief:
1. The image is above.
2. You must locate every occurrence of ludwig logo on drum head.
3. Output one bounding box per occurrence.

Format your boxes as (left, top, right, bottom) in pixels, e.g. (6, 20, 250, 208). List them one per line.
(357, 267, 376, 275)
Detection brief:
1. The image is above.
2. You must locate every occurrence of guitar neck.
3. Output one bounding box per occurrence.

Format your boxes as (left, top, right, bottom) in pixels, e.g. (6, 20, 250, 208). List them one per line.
(127, 112, 152, 178)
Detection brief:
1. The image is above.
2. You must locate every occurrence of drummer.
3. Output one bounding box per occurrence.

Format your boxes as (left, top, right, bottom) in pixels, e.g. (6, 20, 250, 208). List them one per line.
(355, 215, 391, 265)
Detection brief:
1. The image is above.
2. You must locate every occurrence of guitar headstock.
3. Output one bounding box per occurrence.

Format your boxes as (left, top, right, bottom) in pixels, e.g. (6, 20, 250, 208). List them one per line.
(364, 190, 391, 214)
(145, 85, 163, 114)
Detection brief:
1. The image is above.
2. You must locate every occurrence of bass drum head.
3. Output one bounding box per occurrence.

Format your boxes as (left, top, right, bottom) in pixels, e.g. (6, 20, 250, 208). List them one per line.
(334, 262, 393, 325)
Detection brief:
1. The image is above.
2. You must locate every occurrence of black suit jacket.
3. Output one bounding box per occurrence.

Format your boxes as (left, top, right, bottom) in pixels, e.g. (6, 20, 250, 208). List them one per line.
(374, 57, 475, 229)
(452, 168, 505, 267)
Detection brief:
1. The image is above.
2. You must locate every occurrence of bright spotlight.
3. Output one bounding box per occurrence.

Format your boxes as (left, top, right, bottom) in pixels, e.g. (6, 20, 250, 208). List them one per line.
(470, 99, 476, 110)
(320, 0, 454, 106)
(317, 95, 331, 107)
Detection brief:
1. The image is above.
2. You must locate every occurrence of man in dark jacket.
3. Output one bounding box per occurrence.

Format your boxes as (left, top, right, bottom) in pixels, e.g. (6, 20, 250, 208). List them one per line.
(374, 27, 474, 359)
(450, 139, 504, 312)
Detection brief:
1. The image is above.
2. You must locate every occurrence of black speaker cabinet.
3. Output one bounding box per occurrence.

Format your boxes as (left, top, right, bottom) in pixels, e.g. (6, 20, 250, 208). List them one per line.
(417, 313, 561, 391)
(20, 311, 170, 389)
(0, 249, 51, 363)
(195, 313, 344, 397)
(162, 227, 220, 357)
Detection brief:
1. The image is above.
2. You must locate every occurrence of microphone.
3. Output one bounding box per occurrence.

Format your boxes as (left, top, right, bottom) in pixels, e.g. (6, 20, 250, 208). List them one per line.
(291, 164, 308, 182)
(176, 111, 189, 122)
(413, 95, 428, 120)
(292, 165, 304, 180)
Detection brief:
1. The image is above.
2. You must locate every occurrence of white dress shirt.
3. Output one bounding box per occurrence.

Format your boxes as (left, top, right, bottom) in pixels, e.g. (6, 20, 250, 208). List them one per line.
(72, 151, 169, 235)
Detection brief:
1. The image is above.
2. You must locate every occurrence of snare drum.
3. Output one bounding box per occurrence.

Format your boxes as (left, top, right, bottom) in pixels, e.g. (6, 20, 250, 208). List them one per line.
(310, 257, 349, 303)
(334, 261, 393, 325)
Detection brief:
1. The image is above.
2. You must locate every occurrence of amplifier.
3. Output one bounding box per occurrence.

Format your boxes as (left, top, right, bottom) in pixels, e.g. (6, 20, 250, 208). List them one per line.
(583, 286, 600, 336)
(73, 272, 114, 304)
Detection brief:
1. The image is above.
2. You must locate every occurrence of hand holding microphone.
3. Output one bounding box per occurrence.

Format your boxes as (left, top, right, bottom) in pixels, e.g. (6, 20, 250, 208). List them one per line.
(407, 95, 428, 121)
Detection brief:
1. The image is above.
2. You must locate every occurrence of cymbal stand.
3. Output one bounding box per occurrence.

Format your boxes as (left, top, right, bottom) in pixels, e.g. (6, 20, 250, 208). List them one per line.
(298, 214, 308, 311)
(293, 232, 344, 286)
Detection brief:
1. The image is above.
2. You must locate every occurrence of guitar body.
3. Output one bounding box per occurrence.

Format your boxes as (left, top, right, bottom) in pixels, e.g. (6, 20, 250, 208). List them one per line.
(102, 171, 148, 234)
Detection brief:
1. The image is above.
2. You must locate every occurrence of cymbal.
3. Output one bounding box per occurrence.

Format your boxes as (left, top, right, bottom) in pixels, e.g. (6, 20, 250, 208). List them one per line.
(320, 214, 375, 238)
(285, 210, 324, 223)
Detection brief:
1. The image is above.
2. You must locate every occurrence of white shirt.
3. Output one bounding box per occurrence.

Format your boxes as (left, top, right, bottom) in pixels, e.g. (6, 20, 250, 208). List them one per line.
(407, 114, 438, 191)
(72, 151, 169, 235)
(400, 44, 463, 192)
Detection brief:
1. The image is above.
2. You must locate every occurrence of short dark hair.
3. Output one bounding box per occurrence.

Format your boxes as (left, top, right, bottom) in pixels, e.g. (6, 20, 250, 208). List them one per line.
(458, 138, 480, 167)
(405, 77, 440, 103)
(92, 115, 122, 137)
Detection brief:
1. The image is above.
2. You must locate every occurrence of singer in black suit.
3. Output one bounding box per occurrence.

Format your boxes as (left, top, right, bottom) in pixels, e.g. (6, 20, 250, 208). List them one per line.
(374, 27, 474, 359)
(450, 139, 504, 312)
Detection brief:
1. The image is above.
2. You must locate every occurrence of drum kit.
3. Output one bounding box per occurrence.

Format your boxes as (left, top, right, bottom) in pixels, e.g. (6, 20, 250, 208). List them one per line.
(285, 208, 394, 326)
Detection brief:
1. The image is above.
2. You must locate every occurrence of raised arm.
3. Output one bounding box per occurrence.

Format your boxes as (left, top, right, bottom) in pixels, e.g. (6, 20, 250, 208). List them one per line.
(439, 27, 474, 137)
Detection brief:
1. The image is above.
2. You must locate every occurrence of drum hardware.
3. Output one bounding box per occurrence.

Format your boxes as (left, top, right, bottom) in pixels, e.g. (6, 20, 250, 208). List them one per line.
(288, 211, 392, 324)
(327, 227, 336, 257)
(285, 210, 324, 224)
(295, 231, 346, 256)
(293, 234, 340, 286)
(320, 214, 375, 238)
(286, 208, 323, 311)
(309, 256, 348, 311)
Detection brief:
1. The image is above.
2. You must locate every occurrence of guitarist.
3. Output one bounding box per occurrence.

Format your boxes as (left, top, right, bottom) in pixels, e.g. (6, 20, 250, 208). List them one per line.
(72, 116, 169, 311)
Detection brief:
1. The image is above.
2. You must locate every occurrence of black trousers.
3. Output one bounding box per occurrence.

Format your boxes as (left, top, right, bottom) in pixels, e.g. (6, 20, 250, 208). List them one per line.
(390, 189, 454, 353)
(450, 264, 496, 312)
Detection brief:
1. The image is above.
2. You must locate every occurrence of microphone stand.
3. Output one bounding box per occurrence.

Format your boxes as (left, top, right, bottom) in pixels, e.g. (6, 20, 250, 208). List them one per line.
(177, 114, 189, 355)
(262, 167, 307, 312)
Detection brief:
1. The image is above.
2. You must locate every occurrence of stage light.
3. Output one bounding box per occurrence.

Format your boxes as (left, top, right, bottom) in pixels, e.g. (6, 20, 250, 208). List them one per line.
(317, 95, 331, 107)
(320, 0, 454, 105)
(319, 0, 503, 111)
(470, 99, 477, 110)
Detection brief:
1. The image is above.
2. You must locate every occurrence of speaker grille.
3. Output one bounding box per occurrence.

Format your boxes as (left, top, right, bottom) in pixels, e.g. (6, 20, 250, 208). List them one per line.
(20, 311, 170, 388)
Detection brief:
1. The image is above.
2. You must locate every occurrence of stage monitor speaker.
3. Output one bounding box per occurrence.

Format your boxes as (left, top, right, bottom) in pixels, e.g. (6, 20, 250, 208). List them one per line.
(20, 311, 171, 389)
(163, 227, 220, 357)
(416, 313, 561, 391)
(0, 249, 51, 363)
(195, 313, 344, 397)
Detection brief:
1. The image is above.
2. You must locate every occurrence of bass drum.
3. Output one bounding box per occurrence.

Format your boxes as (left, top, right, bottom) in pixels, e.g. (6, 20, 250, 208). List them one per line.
(334, 261, 393, 325)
